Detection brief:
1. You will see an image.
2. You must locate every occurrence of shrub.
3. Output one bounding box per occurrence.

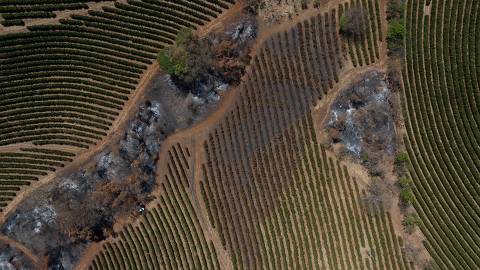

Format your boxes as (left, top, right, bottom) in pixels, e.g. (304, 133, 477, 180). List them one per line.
(387, 19, 405, 41)
(394, 151, 408, 165)
(403, 213, 421, 234)
(398, 176, 414, 206)
(386, 2, 405, 57)
(339, 15, 347, 32)
(361, 152, 369, 163)
(398, 176, 413, 189)
(175, 27, 193, 46)
(400, 188, 414, 205)
(157, 49, 175, 75)
(157, 27, 192, 76)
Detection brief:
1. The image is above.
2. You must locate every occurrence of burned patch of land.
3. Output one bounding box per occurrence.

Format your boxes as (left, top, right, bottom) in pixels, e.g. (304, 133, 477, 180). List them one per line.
(326, 70, 397, 176)
(1, 98, 172, 269)
(0, 241, 35, 270)
(160, 12, 257, 102)
(0, 11, 257, 270)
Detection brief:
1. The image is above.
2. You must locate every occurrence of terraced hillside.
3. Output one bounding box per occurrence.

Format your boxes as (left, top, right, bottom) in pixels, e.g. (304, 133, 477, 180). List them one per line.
(89, 3, 416, 269)
(402, 0, 480, 268)
(0, 0, 235, 212)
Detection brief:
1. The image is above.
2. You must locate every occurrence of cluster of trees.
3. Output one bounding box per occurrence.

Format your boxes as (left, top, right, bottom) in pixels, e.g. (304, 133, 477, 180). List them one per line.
(157, 28, 192, 76)
(158, 27, 225, 96)
(158, 18, 254, 97)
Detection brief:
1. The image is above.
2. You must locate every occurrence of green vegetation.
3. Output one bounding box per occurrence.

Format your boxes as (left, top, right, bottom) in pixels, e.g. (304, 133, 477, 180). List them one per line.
(339, 15, 347, 32)
(175, 27, 194, 46)
(398, 177, 413, 189)
(387, 18, 405, 52)
(394, 152, 409, 181)
(157, 50, 187, 76)
(403, 213, 421, 234)
(398, 177, 414, 206)
(157, 28, 193, 76)
(387, 19, 405, 40)
(361, 152, 369, 163)
(395, 152, 408, 165)
(403, 0, 480, 267)
(386, 0, 405, 55)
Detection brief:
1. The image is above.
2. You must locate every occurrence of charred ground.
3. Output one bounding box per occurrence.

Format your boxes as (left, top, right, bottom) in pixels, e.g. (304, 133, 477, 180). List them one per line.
(0, 10, 257, 269)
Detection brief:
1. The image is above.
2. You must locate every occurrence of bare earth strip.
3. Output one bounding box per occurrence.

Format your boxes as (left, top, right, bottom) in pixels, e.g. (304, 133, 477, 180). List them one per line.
(0, 235, 41, 266)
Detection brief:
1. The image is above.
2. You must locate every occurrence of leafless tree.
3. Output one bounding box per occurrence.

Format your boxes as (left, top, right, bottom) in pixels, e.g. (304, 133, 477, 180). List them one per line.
(363, 178, 392, 215)
(340, 6, 368, 36)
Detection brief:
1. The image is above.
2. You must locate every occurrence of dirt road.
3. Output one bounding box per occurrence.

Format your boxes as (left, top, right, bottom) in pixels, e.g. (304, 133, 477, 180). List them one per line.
(0, 235, 41, 266)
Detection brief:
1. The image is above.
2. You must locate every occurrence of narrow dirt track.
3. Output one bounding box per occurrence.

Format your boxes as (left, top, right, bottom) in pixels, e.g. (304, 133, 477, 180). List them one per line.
(0, 235, 41, 266)
(0, 143, 35, 153)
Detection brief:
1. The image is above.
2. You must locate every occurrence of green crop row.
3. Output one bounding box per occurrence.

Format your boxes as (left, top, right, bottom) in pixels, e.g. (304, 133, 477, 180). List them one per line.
(1, 122, 106, 139)
(1, 70, 135, 92)
(0, 90, 124, 109)
(1, 18, 24, 26)
(0, 3, 87, 13)
(0, 152, 72, 162)
(2, 65, 138, 86)
(161, 0, 220, 17)
(402, 0, 480, 268)
(26, 24, 159, 52)
(1, 60, 136, 80)
(71, 14, 175, 44)
(2, 11, 55, 20)
(126, 0, 204, 26)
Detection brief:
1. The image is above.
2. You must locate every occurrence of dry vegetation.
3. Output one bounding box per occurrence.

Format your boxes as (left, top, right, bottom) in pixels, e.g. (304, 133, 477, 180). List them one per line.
(0, 0, 478, 269)
(90, 1, 417, 269)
